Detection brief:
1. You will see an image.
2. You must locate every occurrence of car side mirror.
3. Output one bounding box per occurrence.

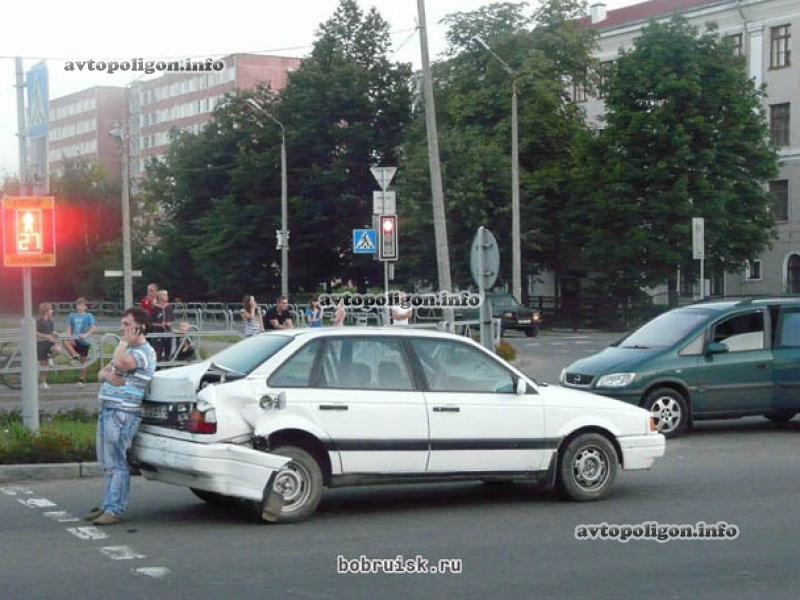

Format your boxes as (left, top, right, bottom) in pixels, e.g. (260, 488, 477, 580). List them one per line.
(516, 377, 527, 396)
(706, 342, 729, 355)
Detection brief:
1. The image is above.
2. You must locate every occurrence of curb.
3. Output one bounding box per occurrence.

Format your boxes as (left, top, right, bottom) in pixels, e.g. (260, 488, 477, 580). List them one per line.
(0, 461, 102, 483)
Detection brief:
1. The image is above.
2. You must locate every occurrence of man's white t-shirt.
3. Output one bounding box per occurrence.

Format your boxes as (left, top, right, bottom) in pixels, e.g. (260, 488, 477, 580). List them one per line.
(392, 306, 413, 325)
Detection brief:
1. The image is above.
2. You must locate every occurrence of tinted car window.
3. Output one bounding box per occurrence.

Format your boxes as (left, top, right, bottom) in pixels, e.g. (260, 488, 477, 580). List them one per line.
(319, 338, 414, 391)
(620, 309, 711, 349)
(269, 340, 322, 387)
(712, 311, 764, 352)
(410, 339, 514, 393)
(779, 311, 800, 347)
(211, 334, 291, 375)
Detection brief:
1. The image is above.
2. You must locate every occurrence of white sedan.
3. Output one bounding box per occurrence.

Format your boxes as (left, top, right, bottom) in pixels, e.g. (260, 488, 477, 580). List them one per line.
(131, 328, 665, 523)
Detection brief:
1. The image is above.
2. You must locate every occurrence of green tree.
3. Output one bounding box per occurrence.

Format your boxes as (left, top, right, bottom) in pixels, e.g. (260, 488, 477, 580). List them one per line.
(277, 0, 412, 291)
(396, 0, 596, 293)
(580, 17, 778, 307)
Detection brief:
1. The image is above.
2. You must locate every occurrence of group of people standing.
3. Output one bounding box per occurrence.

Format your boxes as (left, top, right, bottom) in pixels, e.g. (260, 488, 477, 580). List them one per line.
(239, 295, 356, 336)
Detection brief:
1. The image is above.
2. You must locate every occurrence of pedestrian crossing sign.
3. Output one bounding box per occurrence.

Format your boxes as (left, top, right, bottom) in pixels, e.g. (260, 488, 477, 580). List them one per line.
(353, 229, 377, 254)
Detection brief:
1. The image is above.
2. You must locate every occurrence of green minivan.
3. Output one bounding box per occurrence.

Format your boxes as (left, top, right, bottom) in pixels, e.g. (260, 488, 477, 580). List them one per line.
(560, 298, 800, 437)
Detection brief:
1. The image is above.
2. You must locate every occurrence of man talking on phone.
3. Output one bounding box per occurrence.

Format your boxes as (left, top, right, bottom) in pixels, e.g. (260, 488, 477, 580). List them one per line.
(87, 307, 156, 526)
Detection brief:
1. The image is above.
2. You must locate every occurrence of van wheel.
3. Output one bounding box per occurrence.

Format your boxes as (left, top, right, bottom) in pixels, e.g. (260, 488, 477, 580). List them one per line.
(764, 411, 796, 423)
(265, 446, 323, 523)
(643, 388, 688, 438)
(557, 433, 618, 501)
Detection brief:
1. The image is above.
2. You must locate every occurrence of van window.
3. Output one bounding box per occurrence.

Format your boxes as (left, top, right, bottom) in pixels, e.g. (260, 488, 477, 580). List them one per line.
(712, 312, 764, 352)
(678, 333, 704, 356)
(779, 311, 800, 347)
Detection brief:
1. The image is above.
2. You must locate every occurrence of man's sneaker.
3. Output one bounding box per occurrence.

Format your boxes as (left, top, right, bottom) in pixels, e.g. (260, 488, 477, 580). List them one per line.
(77, 379, 85, 388)
(39, 382, 49, 390)
(84, 506, 104, 521)
(70, 357, 82, 367)
(93, 512, 124, 526)
(47, 358, 55, 368)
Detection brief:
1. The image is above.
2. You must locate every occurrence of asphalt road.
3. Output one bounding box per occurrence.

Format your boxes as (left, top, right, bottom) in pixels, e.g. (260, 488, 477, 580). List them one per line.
(2, 330, 799, 599)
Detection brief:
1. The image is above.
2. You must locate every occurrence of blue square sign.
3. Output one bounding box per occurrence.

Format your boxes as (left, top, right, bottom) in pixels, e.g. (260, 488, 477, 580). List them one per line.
(353, 229, 377, 254)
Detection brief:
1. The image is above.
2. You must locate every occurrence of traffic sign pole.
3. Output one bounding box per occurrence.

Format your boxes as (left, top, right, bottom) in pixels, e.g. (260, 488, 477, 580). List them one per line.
(15, 57, 39, 433)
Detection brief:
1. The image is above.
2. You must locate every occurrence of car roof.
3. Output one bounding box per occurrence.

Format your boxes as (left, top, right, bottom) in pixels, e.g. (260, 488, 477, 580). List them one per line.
(684, 297, 800, 313)
(264, 326, 473, 342)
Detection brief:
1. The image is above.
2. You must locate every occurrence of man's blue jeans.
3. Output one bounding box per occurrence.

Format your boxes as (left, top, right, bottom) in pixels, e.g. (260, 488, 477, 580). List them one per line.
(96, 407, 141, 516)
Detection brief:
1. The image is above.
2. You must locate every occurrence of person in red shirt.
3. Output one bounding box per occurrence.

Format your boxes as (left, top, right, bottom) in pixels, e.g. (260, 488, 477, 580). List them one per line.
(140, 282, 158, 317)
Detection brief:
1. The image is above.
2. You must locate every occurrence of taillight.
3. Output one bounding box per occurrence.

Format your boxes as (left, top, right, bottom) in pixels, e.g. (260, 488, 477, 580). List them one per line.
(185, 410, 217, 434)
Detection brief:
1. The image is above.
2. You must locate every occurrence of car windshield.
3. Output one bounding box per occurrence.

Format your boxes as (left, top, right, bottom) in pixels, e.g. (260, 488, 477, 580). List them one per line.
(210, 334, 292, 375)
(490, 295, 516, 308)
(619, 309, 711, 349)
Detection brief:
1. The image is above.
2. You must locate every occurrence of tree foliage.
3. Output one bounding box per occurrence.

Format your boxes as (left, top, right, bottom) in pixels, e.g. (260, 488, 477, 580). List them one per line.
(396, 0, 596, 290)
(579, 17, 778, 302)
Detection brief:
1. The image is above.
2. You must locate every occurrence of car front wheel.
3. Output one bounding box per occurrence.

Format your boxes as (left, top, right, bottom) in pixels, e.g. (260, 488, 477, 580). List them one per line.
(644, 388, 689, 437)
(264, 445, 323, 524)
(557, 433, 619, 501)
(764, 411, 796, 423)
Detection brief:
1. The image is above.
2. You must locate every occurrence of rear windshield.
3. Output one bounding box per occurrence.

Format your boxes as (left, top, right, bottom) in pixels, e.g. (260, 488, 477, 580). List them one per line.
(210, 334, 292, 375)
(619, 309, 711, 349)
(490, 295, 516, 308)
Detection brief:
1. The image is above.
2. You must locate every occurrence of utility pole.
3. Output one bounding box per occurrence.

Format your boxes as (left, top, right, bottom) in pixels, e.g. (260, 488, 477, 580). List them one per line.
(416, 0, 453, 306)
(15, 57, 40, 433)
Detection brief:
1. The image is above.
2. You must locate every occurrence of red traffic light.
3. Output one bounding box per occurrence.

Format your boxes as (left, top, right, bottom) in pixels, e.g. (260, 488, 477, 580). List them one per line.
(378, 215, 398, 261)
(2, 196, 56, 268)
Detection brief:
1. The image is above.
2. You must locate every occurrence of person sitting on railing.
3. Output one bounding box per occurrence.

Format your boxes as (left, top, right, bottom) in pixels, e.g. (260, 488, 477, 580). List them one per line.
(64, 297, 96, 388)
(35, 302, 71, 389)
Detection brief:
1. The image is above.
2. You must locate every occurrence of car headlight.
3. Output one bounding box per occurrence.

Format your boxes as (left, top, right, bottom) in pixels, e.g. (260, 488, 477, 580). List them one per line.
(596, 372, 637, 388)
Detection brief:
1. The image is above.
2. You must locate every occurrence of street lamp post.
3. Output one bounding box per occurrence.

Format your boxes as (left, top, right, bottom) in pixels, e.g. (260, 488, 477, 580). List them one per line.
(473, 36, 522, 304)
(248, 99, 288, 298)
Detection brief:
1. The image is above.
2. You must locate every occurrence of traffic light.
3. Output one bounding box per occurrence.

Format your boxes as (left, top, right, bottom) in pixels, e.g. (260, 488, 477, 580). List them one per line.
(379, 214, 398, 261)
(2, 196, 56, 267)
(16, 210, 43, 254)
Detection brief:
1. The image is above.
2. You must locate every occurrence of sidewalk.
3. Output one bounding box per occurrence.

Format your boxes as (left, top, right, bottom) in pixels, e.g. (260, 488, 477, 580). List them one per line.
(0, 383, 101, 413)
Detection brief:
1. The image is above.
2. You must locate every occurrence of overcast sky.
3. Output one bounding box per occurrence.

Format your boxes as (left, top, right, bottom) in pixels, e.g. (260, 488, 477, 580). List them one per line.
(0, 0, 636, 177)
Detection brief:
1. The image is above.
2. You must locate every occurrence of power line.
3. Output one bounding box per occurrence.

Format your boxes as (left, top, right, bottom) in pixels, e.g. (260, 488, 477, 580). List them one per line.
(0, 27, 418, 62)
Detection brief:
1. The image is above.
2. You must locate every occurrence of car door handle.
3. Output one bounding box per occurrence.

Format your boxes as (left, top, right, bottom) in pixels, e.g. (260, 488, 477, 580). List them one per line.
(319, 404, 348, 411)
(433, 406, 460, 413)
(755, 363, 769, 370)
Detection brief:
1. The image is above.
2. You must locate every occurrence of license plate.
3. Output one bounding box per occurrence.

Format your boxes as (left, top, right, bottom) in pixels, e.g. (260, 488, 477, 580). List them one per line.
(142, 404, 170, 419)
(517, 319, 531, 324)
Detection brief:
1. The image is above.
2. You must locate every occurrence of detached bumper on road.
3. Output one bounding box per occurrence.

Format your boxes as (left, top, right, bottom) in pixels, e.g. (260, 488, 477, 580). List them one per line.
(131, 432, 290, 502)
(618, 434, 665, 470)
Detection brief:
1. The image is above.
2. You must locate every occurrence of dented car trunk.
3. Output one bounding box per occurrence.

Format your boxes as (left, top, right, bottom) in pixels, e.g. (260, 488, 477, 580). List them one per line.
(131, 363, 291, 508)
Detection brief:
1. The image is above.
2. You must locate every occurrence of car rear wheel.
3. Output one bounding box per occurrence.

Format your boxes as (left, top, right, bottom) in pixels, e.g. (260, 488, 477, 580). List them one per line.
(644, 388, 688, 438)
(265, 445, 323, 524)
(190, 488, 243, 508)
(764, 411, 796, 423)
(557, 433, 618, 501)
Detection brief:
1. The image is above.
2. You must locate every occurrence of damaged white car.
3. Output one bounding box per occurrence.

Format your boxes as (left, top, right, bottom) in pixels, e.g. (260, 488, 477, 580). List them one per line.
(131, 328, 665, 523)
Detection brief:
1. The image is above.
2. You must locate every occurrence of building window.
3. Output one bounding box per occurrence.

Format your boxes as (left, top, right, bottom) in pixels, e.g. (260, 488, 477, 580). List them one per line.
(597, 61, 613, 99)
(770, 25, 791, 69)
(745, 259, 762, 281)
(725, 33, 744, 57)
(770, 103, 790, 146)
(572, 71, 588, 103)
(771, 180, 789, 222)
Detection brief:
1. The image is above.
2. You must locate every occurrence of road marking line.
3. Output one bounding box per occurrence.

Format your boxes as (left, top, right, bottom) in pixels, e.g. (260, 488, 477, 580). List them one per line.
(100, 546, 146, 560)
(133, 567, 171, 579)
(550, 342, 566, 346)
(67, 526, 110, 540)
(574, 341, 593, 345)
(18, 498, 57, 508)
(1, 486, 34, 496)
(44, 511, 80, 522)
